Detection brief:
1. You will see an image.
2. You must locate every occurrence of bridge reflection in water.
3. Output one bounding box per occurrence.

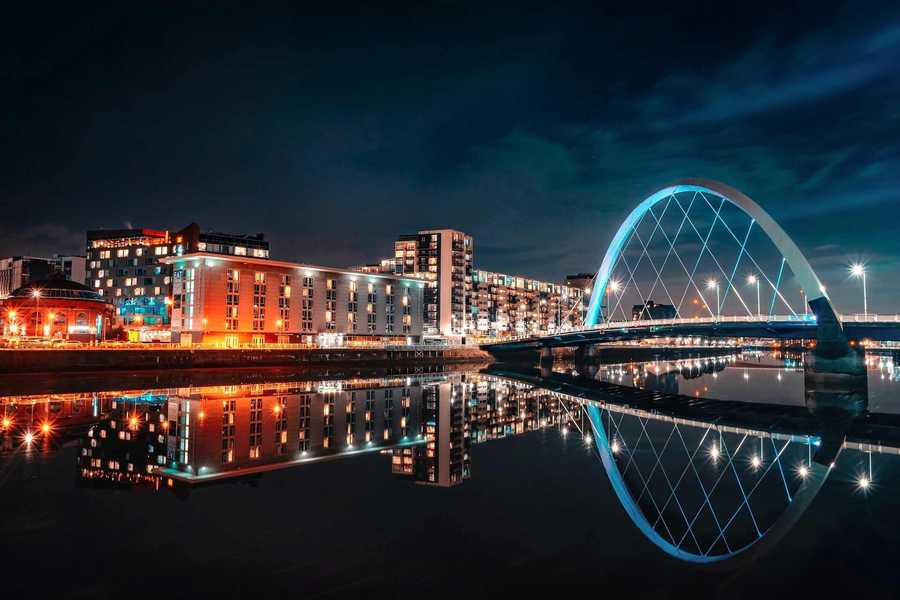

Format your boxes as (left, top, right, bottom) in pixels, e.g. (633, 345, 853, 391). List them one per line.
(488, 346, 888, 564)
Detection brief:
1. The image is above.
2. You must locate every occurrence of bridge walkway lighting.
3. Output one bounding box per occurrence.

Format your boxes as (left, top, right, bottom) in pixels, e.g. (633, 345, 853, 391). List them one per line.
(850, 263, 868, 317)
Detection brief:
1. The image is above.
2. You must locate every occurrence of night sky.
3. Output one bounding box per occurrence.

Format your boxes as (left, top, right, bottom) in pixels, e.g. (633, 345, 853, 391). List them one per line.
(5, 2, 900, 310)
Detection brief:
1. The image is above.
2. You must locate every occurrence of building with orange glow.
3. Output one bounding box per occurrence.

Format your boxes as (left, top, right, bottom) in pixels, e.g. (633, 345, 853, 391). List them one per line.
(161, 253, 425, 346)
(85, 225, 270, 337)
(0, 274, 115, 341)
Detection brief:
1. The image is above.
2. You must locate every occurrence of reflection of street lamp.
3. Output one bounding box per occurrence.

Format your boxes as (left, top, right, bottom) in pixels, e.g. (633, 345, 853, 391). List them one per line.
(707, 279, 719, 320)
(850, 263, 868, 317)
(747, 275, 760, 317)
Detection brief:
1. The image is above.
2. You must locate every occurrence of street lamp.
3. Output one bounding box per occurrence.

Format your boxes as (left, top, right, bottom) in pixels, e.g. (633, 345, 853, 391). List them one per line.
(607, 279, 621, 322)
(747, 274, 760, 318)
(850, 263, 868, 317)
(706, 279, 719, 321)
(32, 289, 41, 335)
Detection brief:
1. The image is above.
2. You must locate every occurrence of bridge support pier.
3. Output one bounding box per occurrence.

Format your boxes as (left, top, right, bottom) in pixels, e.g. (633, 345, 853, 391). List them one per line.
(575, 344, 597, 362)
(804, 345, 868, 465)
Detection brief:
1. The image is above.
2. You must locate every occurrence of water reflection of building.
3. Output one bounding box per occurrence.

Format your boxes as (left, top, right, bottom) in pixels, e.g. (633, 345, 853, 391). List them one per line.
(58, 373, 581, 489)
(393, 381, 470, 487)
(77, 394, 169, 484)
(162, 377, 428, 478)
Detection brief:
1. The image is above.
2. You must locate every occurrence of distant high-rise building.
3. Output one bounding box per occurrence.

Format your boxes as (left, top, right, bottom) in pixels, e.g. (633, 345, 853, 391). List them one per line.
(391, 229, 473, 336)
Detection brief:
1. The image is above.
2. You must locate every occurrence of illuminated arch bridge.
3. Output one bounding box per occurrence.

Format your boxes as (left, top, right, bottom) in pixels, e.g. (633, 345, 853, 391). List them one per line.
(484, 179, 900, 353)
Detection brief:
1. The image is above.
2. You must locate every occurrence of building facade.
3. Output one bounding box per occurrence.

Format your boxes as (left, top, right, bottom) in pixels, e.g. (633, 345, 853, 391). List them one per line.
(469, 269, 582, 338)
(85, 225, 270, 333)
(85, 228, 179, 329)
(0, 275, 115, 341)
(162, 253, 425, 345)
(391, 229, 473, 337)
(0, 255, 86, 299)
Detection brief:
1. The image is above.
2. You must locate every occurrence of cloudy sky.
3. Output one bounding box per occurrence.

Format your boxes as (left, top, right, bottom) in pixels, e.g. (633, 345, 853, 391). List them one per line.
(4, 2, 900, 311)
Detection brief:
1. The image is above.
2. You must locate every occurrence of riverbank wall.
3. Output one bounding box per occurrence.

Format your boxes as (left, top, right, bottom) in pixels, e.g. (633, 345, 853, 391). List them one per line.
(0, 346, 492, 374)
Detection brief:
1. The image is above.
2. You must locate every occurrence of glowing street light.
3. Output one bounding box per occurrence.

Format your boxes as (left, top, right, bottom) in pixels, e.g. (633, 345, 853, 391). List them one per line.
(850, 263, 868, 317)
(706, 279, 720, 320)
(606, 279, 621, 323)
(747, 274, 760, 317)
(32, 289, 43, 335)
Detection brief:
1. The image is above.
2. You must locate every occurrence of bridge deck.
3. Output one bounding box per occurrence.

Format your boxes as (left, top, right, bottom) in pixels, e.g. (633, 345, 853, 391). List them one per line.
(483, 314, 900, 351)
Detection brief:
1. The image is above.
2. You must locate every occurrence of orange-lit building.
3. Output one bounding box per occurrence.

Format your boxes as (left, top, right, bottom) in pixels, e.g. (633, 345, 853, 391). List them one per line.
(0, 274, 115, 341)
(161, 253, 425, 346)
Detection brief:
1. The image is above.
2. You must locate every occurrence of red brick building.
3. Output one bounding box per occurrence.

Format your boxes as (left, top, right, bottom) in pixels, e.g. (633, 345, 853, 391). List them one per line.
(0, 274, 115, 341)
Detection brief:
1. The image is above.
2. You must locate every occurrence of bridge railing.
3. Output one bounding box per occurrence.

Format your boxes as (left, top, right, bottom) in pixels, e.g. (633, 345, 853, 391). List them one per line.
(486, 313, 900, 345)
(841, 313, 900, 323)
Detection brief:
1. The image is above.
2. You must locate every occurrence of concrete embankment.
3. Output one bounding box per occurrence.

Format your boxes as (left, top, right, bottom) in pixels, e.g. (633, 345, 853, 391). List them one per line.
(0, 346, 492, 374)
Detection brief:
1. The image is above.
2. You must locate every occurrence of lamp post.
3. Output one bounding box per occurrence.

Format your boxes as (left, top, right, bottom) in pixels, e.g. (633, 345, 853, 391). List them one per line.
(747, 274, 760, 318)
(6, 310, 17, 336)
(607, 280, 621, 323)
(707, 279, 719, 321)
(32, 289, 41, 336)
(850, 263, 868, 317)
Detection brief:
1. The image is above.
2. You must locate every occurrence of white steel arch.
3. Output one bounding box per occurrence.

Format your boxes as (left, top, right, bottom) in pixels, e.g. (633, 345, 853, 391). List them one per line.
(585, 179, 832, 327)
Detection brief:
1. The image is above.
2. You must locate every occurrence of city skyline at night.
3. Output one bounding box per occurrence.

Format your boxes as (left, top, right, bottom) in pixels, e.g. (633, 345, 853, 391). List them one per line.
(5, 3, 900, 312)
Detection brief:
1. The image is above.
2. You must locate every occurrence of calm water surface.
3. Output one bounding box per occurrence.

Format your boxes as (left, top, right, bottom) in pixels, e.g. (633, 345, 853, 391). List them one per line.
(1, 353, 899, 598)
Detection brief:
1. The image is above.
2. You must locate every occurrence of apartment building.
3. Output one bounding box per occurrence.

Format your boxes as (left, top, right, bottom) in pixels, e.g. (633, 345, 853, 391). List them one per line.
(161, 253, 425, 345)
(391, 229, 473, 337)
(469, 269, 582, 338)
